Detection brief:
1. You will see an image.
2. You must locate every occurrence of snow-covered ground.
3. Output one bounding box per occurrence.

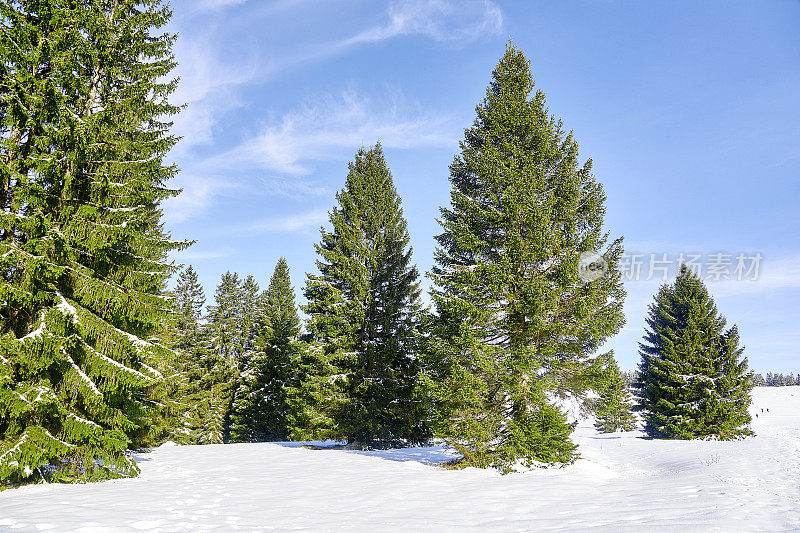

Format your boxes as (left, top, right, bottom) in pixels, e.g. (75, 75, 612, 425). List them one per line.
(1, 386, 798, 532)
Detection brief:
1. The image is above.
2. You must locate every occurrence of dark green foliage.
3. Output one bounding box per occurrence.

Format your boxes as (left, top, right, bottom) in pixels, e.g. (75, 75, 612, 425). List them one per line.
(301, 144, 428, 446)
(635, 265, 753, 440)
(159, 265, 236, 445)
(202, 271, 251, 444)
(0, 0, 184, 485)
(423, 43, 625, 471)
(180, 336, 235, 445)
(150, 266, 207, 445)
(593, 355, 636, 433)
(239, 275, 263, 364)
(172, 266, 205, 354)
(230, 258, 301, 442)
(207, 271, 245, 362)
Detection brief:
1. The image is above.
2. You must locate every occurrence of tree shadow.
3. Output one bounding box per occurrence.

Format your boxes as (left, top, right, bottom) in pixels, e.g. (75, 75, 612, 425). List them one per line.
(273, 441, 461, 465)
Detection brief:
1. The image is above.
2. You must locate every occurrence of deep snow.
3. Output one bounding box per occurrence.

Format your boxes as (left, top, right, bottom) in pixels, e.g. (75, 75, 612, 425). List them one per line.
(1, 386, 798, 532)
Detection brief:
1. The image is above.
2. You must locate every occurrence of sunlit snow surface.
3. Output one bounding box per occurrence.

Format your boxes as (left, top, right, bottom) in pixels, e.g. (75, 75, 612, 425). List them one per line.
(1, 387, 798, 531)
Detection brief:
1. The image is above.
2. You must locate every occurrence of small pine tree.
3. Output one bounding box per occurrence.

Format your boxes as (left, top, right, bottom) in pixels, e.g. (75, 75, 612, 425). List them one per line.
(302, 144, 428, 447)
(423, 43, 625, 471)
(593, 355, 637, 433)
(202, 271, 246, 443)
(230, 258, 300, 442)
(0, 0, 183, 484)
(207, 272, 244, 361)
(158, 265, 210, 444)
(173, 266, 205, 352)
(635, 265, 753, 439)
(239, 275, 264, 364)
(285, 342, 338, 441)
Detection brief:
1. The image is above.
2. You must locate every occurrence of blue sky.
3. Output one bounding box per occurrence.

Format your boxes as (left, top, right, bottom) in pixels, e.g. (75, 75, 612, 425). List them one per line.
(163, 0, 800, 373)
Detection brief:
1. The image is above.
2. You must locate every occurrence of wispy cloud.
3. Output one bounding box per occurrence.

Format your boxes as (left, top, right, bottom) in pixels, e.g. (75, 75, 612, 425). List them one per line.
(199, 0, 247, 10)
(172, 247, 236, 261)
(712, 255, 800, 296)
(163, 0, 502, 223)
(213, 89, 455, 178)
(169, 34, 257, 153)
(265, 0, 503, 71)
(163, 175, 237, 224)
(234, 209, 329, 235)
(343, 0, 503, 46)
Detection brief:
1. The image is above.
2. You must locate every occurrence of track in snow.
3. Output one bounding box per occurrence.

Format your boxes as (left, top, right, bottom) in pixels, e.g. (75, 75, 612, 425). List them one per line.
(1, 387, 798, 531)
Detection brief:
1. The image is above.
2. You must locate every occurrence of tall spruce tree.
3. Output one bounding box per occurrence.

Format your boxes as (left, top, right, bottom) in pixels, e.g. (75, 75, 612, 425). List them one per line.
(203, 271, 244, 443)
(635, 265, 753, 439)
(424, 43, 625, 471)
(239, 274, 263, 364)
(172, 266, 205, 353)
(0, 0, 184, 484)
(159, 265, 210, 444)
(230, 258, 300, 442)
(593, 355, 637, 433)
(181, 327, 234, 445)
(302, 144, 427, 446)
(207, 271, 243, 361)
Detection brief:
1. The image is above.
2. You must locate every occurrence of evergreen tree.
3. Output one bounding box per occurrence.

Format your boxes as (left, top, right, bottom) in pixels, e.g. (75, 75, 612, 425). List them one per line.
(172, 266, 205, 353)
(163, 305, 235, 446)
(158, 265, 213, 444)
(203, 271, 244, 443)
(593, 355, 637, 433)
(230, 258, 300, 442)
(285, 342, 337, 440)
(0, 0, 183, 484)
(239, 274, 263, 364)
(635, 265, 753, 439)
(207, 271, 243, 361)
(423, 43, 625, 471)
(182, 329, 234, 445)
(302, 144, 427, 446)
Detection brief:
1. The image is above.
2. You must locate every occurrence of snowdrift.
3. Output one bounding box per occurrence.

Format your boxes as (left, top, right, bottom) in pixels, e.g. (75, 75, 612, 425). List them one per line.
(0, 386, 798, 531)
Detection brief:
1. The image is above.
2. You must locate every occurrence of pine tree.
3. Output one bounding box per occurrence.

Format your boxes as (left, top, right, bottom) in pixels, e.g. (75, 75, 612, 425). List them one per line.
(0, 0, 184, 484)
(207, 271, 244, 361)
(635, 265, 753, 439)
(182, 329, 234, 445)
(593, 355, 637, 433)
(423, 43, 625, 471)
(172, 266, 205, 353)
(158, 265, 209, 444)
(202, 271, 245, 443)
(239, 274, 263, 364)
(302, 144, 428, 447)
(230, 258, 300, 442)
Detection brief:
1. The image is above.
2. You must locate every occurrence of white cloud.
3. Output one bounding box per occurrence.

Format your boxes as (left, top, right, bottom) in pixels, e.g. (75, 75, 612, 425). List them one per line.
(273, 0, 503, 69)
(235, 209, 329, 235)
(161, 0, 501, 223)
(344, 0, 503, 46)
(711, 255, 800, 296)
(162, 175, 237, 224)
(169, 35, 256, 153)
(172, 247, 236, 261)
(214, 89, 455, 177)
(198, 0, 247, 11)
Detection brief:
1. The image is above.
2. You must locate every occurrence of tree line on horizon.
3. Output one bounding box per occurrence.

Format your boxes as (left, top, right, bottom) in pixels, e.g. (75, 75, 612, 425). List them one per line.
(0, 1, 755, 487)
(623, 370, 800, 388)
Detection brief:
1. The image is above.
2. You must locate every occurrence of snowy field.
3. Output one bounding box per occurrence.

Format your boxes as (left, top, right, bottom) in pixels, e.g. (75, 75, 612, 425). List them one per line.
(1, 386, 798, 532)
